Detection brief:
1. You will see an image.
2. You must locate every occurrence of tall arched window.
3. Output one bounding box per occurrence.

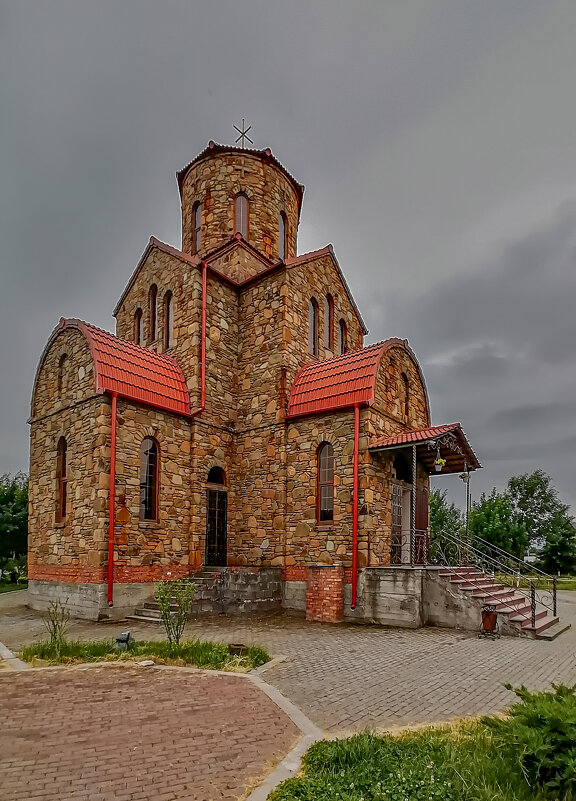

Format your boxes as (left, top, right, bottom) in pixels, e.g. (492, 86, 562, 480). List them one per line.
(338, 319, 348, 355)
(192, 201, 202, 253)
(235, 193, 249, 239)
(140, 437, 159, 521)
(401, 372, 409, 418)
(134, 308, 143, 345)
(56, 436, 67, 522)
(163, 291, 173, 351)
(148, 284, 158, 343)
(317, 442, 334, 523)
(57, 354, 68, 396)
(308, 298, 319, 356)
(279, 212, 288, 259)
(324, 294, 334, 349)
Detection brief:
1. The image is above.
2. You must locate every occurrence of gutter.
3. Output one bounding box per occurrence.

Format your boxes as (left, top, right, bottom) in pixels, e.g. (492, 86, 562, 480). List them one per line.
(351, 403, 360, 609)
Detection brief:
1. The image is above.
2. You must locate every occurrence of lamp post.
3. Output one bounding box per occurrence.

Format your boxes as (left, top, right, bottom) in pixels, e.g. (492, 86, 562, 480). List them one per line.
(460, 467, 471, 542)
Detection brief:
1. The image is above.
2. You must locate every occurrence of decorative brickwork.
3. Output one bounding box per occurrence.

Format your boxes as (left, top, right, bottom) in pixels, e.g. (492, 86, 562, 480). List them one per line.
(306, 564, 344, 623)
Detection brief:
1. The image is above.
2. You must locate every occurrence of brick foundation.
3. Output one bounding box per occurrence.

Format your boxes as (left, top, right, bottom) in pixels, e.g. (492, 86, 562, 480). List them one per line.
(305, 563, 344, 623)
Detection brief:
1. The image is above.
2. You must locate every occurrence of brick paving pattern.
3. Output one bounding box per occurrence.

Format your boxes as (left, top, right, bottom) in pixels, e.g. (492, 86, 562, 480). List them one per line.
(0, 664, 299, 801)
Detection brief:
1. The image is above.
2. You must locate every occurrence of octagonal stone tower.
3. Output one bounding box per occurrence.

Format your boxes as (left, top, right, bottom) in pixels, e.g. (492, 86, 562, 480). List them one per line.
(178, 141, 304, 261)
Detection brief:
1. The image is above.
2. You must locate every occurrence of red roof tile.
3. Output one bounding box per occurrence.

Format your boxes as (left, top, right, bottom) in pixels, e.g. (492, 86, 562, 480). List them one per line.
(370, 423, 461, 449)
(287, 340, 403, 418)
(62, 318, 190, 416)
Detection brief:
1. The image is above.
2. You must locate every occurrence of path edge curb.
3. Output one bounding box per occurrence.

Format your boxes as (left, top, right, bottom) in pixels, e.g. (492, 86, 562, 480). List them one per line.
(0, 641, 29, 671)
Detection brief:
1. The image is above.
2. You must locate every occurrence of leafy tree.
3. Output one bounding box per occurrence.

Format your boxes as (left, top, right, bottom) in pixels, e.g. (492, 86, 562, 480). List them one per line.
(0, 473, 28, 573)
(469, 488, 528, 558)
(429, 488, 463, 540)
(536, 516, 576, 575)
(507, 470, 571, 549)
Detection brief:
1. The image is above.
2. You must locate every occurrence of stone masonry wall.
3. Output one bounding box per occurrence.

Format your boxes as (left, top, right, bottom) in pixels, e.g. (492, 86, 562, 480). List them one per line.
(180, 150, 300, 261)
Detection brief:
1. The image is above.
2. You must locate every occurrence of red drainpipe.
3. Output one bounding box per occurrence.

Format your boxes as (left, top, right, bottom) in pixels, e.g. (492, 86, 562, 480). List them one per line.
(107, 391, 118, 606)
(351, 402, 360, 609)
(106, 261, 208, 604)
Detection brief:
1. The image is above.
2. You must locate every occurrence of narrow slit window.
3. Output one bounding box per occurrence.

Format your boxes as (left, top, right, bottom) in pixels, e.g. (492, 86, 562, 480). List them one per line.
(235, 194, 249, 239)
(163, 291, 173, 351)
(57, 354, 68, 396)
(134, 308, 143, 345)
(279, 212, 288, 259)
(317, 442, 334, 523)
(308, 298, 319, 356)
(193, 201, 202, 253)
(338, 319, 348, 355)
(401, 372, 409, 418)
(148, 284, 158, 343)
(324, 294, 334, 349)
(56, 436, 67, 522)
(140, 437, 159, 521)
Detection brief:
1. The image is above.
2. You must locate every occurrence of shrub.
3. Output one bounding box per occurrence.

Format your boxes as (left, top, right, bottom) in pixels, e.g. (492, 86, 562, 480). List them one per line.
(42, 599, 70, 658)
(155, 578, 196, 645)
(484, 683, 576, 799)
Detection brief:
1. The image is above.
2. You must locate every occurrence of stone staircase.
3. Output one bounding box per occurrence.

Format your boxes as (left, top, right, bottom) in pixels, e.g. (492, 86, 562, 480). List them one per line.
(127, 566, 282, 622)
(438, 567, 569, 639)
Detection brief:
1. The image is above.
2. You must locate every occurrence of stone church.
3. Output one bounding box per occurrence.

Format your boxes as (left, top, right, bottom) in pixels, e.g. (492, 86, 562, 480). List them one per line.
(28, 141, 480, 623)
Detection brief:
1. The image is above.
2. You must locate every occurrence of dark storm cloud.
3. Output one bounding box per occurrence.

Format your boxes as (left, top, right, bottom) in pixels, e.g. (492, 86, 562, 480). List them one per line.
(2, 0, 576, 512)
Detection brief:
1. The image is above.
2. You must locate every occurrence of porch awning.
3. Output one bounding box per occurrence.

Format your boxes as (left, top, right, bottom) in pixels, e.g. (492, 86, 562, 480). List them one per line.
(369, 423, 481, 475)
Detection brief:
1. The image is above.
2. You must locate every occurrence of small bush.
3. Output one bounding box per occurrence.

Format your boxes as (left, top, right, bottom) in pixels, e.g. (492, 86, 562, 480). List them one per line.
(42, 599, 70, 658)
(484, 683, 576, 799)
(155, 578, 196, 645)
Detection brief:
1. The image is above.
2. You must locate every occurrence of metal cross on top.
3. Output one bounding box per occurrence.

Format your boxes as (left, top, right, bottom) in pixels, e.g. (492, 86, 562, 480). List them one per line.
(233, 119, 254, 148)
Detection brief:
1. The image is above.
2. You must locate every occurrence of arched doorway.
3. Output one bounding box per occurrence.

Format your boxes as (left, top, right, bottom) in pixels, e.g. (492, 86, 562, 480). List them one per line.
(205, 467, 227, 566)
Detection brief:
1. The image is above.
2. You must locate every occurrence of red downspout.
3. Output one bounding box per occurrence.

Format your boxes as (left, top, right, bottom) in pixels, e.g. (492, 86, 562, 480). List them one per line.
(107, 392, 118, 606)
(199, 260, 207, 411)
(351, 402, 360, 609)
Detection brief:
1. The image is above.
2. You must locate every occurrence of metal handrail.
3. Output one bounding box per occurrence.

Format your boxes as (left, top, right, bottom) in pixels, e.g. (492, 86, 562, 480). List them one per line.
(429, 529, 557, 620)
(472, 533, 552, 579)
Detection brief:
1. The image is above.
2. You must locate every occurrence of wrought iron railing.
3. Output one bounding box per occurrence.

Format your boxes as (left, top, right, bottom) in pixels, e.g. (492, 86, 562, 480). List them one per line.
(427, 529, 558, 623)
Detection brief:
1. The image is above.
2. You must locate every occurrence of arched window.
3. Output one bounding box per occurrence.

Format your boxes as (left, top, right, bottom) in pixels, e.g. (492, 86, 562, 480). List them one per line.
(57, 354, 68, 396)
(279, 212, 288, 259)
(235, 193, 249, 239)
(207, 466, 226, 485)
(338, 319, 348, 355)
(140, 437, 159, 521)
(56, 436, 67, 522)
(192, 201, 202, 253)
(317, 442, 334, 523)
(134, 308, 143, 345)
(324, 294, 334, 349)
(401, 372, 409, 418)
(163, 291, 173, 351)
(148, 284, 158, 343)
(308, 298, 319, 356)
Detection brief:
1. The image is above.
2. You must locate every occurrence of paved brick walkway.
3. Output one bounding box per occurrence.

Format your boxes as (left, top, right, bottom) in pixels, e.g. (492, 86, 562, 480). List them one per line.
(0, 664, 299, 801)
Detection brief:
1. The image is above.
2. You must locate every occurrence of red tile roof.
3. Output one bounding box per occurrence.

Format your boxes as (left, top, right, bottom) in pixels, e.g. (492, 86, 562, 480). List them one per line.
(287, 339, 421, 418)
(369, 423, 481, 472)
(61, 318, 190, 416)
(370, 424, 461, 449)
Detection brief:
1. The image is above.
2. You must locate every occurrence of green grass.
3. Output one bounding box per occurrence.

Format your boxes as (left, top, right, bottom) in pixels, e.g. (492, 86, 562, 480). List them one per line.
(269, 718, 563, 801)
(0, 582, 27, 594)
(494, 573, 576, 591)
(20, 638, 269, 671)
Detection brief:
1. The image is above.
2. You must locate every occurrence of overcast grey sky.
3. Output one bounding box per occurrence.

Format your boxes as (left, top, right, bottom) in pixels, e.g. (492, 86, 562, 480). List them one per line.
(2, 1, 576, 511)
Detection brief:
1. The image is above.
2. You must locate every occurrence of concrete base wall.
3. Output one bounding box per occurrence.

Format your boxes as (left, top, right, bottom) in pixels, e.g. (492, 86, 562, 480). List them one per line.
(283, 580, 306, 611)
(345, 568, 425, 628)
(28, 580, 155, 622)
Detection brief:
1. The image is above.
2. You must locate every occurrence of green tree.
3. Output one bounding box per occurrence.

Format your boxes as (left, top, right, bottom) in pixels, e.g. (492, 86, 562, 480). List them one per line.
(0, 473, 28, 573)
(507, 470, 571, 549)
(536, 515, 576, 575)
(469, 488, 528, 558)
(429, 488, 463, 539)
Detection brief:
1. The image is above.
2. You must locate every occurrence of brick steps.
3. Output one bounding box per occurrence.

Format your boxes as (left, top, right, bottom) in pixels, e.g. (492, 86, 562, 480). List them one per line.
(438, 567, 565, 639)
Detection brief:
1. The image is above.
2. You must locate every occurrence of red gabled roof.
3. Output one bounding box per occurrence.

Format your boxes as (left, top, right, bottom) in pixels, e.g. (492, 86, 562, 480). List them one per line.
(287, 338, 431, 421)
(60, 318, 190, 416)
(287, 341, 392, 418)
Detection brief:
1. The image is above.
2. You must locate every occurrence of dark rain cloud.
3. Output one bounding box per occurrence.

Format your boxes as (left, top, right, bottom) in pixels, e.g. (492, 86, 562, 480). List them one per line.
(2, 0, 576, 512)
